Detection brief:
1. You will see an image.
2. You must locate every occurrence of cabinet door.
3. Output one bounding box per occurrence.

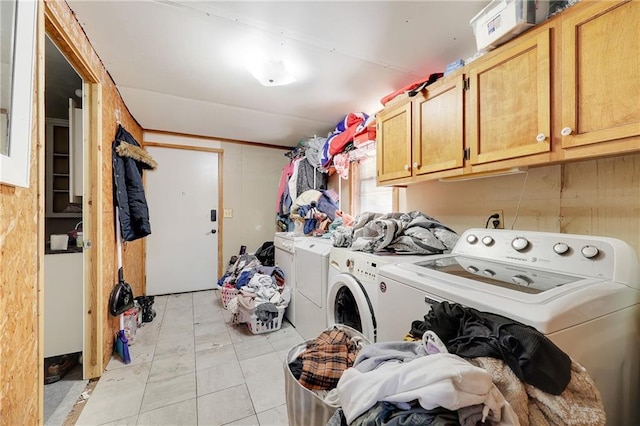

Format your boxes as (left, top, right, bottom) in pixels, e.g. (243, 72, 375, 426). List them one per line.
(413, 75, 465, 175)
(468, 28, 552, 165)
(560, 0, 640, 149)
(376, 101, 412, 183)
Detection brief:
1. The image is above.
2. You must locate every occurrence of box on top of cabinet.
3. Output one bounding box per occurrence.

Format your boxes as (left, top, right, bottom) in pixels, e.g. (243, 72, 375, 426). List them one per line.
(470, 0, 539, 52)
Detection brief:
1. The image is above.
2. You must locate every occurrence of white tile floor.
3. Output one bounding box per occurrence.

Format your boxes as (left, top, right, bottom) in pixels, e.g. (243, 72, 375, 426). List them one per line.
(75, 289, 303, 426)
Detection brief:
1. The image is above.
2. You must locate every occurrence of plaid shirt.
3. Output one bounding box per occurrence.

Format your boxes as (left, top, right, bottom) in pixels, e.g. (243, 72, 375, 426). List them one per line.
(298, 329, 360, 390)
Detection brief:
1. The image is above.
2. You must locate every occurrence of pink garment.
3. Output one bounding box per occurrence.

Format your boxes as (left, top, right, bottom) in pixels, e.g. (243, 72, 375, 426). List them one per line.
(276, 162, 294, 212)
(336, 210, 355, 227)
(333, 153, 350, 179)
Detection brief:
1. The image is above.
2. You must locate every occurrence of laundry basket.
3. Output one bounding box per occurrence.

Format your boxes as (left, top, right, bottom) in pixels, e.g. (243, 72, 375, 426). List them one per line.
(284, 325, 370, 426)
(246, 305, 285, 334)
(220, 286, 238, 309)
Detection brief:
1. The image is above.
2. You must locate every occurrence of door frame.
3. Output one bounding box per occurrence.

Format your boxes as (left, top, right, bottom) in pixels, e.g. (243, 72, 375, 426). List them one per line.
(43, 3, 103, 386)
(142, 141, 225, 290)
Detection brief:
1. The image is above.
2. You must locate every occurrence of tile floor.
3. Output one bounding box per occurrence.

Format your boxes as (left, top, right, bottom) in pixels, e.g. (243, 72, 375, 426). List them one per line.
(75, 289, 304, 425)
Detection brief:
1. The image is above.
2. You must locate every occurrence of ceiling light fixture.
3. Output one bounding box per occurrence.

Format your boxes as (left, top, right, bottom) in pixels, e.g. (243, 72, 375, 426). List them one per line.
(246, 59, 296, 87)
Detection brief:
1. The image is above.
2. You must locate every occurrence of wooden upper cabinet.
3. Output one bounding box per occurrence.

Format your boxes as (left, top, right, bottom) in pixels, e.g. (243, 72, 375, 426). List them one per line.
(413, 75, 465, 175)
(467, 28, 552, 165)
(560, 0, 640, 150)
(376, 100, 412, 183)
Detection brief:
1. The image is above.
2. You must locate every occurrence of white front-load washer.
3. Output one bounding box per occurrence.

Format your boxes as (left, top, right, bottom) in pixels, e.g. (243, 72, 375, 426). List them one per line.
(327, 247, 427, 343)
(377, 228, 640, 426)
(293, 237, 333, 340)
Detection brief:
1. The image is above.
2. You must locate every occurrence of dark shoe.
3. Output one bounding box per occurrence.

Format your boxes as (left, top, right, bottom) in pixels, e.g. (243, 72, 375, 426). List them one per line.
(45, 354, 78, 384)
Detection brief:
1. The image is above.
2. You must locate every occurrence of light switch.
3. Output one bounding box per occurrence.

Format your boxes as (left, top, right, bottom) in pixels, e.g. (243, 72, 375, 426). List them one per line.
(223, 209, 233, 218)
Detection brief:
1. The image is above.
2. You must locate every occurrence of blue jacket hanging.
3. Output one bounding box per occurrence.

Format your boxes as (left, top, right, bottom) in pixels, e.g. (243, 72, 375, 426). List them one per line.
(112, 124, 157, 241)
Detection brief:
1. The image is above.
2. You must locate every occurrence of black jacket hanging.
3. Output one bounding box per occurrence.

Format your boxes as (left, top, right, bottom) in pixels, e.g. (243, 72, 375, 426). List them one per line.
(112, 124, 157, 242)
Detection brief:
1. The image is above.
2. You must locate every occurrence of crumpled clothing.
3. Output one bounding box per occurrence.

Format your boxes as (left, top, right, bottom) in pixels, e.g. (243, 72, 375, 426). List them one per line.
(336, 352, 518, 425)
(302, 135, 328, 171)
(349, 211, 459, 254)
(333, 153, 350, 179)
(255, 303, 280, 322)
(236, 289, 256, 311)
(247, 273, 279, 302)
(336, 210, 355, 227)
(298, 328, 362, 391)
(257, 265, 286, 289)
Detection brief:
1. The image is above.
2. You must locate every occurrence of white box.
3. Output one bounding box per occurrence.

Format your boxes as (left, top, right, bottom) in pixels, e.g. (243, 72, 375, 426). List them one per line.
(470, 0, 537, 52)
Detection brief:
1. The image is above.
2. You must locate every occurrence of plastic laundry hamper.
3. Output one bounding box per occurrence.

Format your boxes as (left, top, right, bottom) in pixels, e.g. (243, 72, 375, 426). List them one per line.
(220, 286, 238, 309)
(243, 305, 285, 334)
(283, 325, 370, 426)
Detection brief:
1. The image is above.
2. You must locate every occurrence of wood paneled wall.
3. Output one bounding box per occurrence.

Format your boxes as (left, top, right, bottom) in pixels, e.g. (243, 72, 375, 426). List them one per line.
(405, 154, 640, 258)
(0, 1, 144, 423)
(44, 0, 145, 374)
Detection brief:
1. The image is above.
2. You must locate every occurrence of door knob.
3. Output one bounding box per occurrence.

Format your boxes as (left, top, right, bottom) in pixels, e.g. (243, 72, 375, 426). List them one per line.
(205, 229, 217, 235)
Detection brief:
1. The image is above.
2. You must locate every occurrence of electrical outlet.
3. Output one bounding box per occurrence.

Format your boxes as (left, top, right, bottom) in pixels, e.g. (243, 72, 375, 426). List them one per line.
(223, 209, 233, 218)
(490, 209, 504, 229)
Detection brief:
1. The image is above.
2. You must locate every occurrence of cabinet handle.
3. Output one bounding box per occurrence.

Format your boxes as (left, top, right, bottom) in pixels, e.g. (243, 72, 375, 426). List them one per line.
(413, 162, 420, 169)
(404, 164, 410, 170)
(561, 127, 573, 136)
(536, 133, 547, 142)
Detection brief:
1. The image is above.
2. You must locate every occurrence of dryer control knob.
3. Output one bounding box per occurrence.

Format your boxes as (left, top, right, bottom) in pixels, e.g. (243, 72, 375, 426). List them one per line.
(467, 266, 479, 273)
(512, 275, 532, 286)
(553, 242, 570, 255)
(581, 245, 599, 259)
(346, 258, 354, 269)
(511, 237, 529, 251)
(466, 234, 478, 244)
(482, 269, 496, 277)
(482, 236, 494, 246)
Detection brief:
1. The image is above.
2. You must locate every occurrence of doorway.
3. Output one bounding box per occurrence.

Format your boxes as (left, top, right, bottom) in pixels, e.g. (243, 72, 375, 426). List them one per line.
(42, 34, 87, 424)
(145, 145, 222, 295)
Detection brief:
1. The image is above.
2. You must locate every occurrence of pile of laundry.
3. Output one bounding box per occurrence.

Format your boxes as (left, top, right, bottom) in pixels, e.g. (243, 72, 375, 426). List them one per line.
(302, 302, 605, 426)
(276, 112, 377, 233)
(217, 254, 290, 326)
(331, 210, 460, 255)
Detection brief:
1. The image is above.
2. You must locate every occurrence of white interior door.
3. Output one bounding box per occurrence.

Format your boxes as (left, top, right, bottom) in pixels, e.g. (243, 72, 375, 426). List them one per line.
(145, 147, 219, 295)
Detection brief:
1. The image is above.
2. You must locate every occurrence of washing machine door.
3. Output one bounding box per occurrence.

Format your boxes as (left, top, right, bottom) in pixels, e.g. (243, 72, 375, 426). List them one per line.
(327, 272, 376, 342)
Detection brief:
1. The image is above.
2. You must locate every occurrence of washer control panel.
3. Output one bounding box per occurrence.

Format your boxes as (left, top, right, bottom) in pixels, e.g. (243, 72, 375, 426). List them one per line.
(453, 228, 637, 281)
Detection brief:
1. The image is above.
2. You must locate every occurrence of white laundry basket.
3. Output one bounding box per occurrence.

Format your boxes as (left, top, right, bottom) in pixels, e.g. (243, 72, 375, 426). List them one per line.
(283, 325, 369, 426)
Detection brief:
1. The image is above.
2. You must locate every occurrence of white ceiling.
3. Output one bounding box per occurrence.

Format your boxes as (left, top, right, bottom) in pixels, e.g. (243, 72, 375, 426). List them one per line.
(67, 0, 490, 147)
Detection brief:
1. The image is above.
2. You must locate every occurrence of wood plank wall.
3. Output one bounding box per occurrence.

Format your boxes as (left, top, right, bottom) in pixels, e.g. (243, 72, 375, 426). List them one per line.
(0, 1, 145, 423)
(44, 0, 146, 373)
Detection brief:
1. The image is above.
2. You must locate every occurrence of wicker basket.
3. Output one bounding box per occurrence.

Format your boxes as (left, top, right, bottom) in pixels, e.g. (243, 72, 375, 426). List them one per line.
(220, 286, 238, 309)
(246, 305, 286, 334)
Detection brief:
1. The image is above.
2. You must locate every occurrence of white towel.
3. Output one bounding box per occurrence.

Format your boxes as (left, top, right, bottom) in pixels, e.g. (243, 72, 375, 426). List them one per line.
(337, 352, 518, 425)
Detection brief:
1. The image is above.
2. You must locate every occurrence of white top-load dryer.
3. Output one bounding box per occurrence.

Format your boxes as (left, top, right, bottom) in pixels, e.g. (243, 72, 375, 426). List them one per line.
(274, 232, 305, 325)
(293, 237, 333, 340)
(377, 228, 640, 426)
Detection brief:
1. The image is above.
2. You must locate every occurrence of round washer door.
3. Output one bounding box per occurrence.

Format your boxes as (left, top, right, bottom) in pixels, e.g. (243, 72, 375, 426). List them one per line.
(327, 272, 376, 342)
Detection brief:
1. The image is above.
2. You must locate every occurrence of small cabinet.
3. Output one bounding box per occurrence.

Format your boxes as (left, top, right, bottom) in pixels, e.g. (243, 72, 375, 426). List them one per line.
(559, 0, 640, 156)
(376, 100, 412, 183)
(467, 26, 553, 166)
(376, 74, 465, 185)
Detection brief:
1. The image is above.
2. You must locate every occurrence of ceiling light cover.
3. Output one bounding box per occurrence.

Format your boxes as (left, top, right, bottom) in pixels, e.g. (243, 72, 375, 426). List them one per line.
(246, 60, 296, 87)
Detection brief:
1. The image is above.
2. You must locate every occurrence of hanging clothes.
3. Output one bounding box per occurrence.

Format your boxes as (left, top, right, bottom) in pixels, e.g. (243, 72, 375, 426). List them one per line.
(297, 157, 327, 195)
(112, 124, 157, 241)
